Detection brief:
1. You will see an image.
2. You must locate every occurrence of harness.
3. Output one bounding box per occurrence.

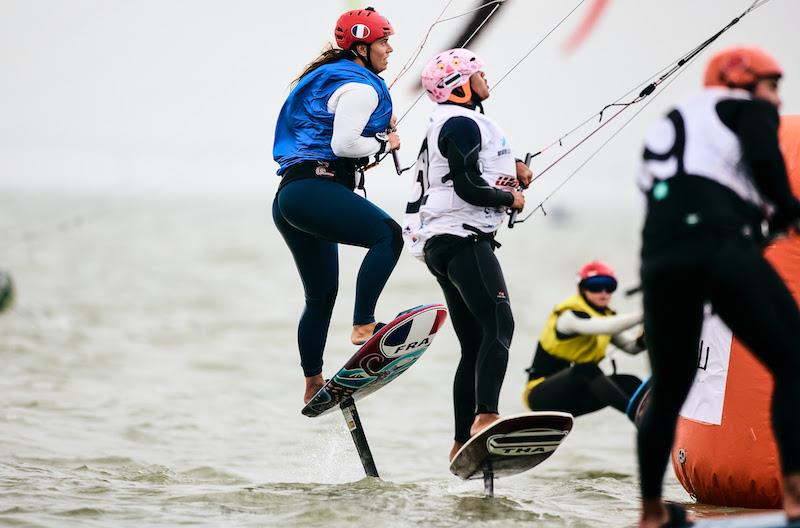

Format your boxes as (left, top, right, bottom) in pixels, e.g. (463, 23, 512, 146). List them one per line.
(462, 224, 502, 250)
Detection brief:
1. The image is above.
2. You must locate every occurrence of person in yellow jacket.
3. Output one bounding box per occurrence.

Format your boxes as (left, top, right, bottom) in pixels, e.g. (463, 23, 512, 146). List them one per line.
(523, 261, 648, 420)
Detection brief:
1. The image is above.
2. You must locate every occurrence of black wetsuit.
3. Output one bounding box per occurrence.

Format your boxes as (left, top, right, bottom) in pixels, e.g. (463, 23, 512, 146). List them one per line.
(422, 112, 516, 444)
(273, 161, 403, 377)
(526, 342, 642, 418)
(637, 97, 800, 500)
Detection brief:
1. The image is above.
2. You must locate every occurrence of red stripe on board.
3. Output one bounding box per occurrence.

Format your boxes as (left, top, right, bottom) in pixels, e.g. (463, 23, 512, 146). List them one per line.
(429, 308, 448, 334)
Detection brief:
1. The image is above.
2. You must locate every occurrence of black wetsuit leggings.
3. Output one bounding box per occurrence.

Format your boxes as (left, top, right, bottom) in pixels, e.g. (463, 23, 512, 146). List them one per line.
(527, 363, 642, 417)
(638, 234, 800, 500)
(272, 168, 403, 377)
(424, 234, 514, 444)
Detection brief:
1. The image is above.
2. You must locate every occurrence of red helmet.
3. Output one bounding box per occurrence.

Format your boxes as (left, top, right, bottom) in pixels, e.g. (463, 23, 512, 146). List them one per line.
(578, 260, 616, 282)
(578, 260, 617, 293)
(334, 7, 394, 50)
(703, 46, 783, 89)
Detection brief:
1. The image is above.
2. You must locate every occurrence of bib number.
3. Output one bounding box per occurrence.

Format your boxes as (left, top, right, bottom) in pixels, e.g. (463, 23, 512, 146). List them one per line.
(405, 139, 430, 214)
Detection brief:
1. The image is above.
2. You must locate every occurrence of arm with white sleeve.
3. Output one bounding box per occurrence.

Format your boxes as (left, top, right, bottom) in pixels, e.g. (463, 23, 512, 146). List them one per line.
(328, 82, 386, 158)
(610, 327, 647, 355)
(555, 310, 643, 350)
(555, 310, 646, 355)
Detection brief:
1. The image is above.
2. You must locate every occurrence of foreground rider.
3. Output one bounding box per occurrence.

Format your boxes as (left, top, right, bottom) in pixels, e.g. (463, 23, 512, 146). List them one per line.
(634, 46, 800, 528)
(403, 48, 531, 461)
(272, 7, 403, 404)
(523, 261, 647, 421)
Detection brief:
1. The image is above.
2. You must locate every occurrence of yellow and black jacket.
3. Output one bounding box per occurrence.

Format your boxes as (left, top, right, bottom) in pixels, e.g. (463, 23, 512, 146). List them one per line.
(523, 293, 615, 401)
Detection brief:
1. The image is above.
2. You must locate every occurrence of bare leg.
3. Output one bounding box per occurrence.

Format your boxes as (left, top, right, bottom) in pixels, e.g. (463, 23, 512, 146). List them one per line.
(303, 374, 325, 404)
(351, 322, 378, 345)
(638, 499, 667, 528)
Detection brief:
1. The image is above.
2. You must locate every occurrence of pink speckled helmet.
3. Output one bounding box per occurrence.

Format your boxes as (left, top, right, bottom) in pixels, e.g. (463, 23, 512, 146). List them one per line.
(421, 48, 485, 103)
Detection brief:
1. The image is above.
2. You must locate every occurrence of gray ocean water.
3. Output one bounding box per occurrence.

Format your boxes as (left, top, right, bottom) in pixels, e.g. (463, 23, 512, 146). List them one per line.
(1, 188, 760, 527)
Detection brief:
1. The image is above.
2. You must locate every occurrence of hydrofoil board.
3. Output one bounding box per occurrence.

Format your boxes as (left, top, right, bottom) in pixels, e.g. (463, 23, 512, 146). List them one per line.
(300, 304, 447, 478)
(302, 304, 448, 417)
(450, 411, 573, 496)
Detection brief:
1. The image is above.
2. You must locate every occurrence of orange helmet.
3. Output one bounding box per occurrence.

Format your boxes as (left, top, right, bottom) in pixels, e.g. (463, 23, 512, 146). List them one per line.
(703, 46, 783, 89)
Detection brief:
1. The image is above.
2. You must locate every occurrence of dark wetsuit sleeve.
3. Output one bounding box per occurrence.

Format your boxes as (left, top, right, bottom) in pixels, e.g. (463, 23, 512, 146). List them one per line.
(438, 116, 514, 208)
(717, 99, 800, 218)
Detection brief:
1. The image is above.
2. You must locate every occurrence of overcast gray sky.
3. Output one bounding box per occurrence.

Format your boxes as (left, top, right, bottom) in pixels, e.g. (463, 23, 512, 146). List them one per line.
(1, 0, 797, 207)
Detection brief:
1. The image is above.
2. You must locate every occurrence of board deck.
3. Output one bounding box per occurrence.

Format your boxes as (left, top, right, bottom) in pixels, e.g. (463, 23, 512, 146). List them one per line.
(693, 512, 800, 528)
(302, 304, 448, 418)
(450, 411, 574, 480)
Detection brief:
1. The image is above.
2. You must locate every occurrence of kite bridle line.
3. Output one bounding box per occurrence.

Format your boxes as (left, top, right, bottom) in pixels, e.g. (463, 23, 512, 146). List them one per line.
(489, 0, 588, 94)
(513, 51, 704, 227)
(506, 0, 774, 227)
(383, 0, 585, 174)
(388, 0, 511, 90)
(374, 0, 507, 175)
(5, 1, 774, 250)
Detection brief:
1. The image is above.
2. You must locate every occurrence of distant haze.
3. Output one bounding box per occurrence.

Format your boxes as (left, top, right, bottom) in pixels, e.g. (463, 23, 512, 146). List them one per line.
(0, 0, 797, 208)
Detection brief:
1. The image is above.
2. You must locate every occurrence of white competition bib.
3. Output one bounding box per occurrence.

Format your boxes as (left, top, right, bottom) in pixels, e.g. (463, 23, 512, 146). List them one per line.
(403, 105, 517, 260)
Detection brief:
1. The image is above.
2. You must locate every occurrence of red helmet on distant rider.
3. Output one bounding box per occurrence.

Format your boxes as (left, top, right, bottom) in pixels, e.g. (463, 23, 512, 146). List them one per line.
(334, 7, 394, 50)
(703, 46, 782, 90)
(577, 261, 618, 293)
(578, 261, 616, 281)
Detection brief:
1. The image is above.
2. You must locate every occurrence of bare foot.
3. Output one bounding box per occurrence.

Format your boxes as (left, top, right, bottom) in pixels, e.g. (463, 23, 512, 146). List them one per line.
(638, 500, 693, 528)
(638, 500, 668, 528)
(351, 322, 378, 345)
(469, 413, 500, 438)
(784, 472, 800, 519)
(303, 374, 325, 404)
(449, 441, 464, 462)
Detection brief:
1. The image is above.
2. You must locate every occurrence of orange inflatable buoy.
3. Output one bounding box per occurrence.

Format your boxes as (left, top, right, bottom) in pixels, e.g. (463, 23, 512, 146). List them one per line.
(670, 115, 800, 509)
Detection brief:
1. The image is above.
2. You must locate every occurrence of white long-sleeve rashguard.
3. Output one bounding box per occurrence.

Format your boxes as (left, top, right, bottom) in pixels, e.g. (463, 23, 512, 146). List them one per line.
(327, 82, 384, 158)
(555, 311, 645, 355)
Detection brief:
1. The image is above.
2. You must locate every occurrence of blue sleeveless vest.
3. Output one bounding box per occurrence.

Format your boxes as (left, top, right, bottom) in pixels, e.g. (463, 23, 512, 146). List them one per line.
(273, 59, 393, 175)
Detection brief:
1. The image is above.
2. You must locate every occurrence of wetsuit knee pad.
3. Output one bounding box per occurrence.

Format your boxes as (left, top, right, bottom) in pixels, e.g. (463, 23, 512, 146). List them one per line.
(494, 300, 514, 350)
(383, 218, 404, 259)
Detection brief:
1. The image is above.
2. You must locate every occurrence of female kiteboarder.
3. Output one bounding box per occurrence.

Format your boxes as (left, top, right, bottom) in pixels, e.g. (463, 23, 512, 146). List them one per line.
(272, 7, 403, 403)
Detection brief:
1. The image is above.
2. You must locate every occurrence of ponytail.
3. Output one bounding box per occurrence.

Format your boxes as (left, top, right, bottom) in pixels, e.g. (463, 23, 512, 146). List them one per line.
(292, 45, 354, 87)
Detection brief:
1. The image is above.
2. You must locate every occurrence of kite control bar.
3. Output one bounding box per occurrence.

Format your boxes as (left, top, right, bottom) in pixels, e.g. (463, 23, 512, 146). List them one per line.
(508, 151, 537, 228)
